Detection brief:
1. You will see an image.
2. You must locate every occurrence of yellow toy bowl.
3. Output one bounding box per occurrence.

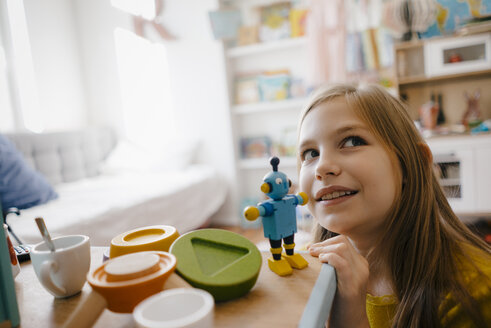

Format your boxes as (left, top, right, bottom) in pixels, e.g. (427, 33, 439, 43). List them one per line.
(110, 225, 179, 258)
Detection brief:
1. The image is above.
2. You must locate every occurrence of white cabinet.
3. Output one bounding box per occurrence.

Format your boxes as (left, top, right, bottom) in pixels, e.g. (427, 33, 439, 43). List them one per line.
(475, 146, 491, 213)
(424, 33, 491, 77)
(427, 134, 491, 220)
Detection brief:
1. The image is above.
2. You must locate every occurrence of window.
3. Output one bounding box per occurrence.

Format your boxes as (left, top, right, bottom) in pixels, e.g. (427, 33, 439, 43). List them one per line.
(114, 28, 176, 149)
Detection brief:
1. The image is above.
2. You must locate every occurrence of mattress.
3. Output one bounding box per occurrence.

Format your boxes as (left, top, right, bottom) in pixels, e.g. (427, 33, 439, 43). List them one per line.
(7, 165, 227, 246)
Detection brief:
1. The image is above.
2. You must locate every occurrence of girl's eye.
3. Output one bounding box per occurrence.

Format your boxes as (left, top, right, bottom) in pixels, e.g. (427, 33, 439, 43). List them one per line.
(342, 136, 366, 148)
(302, 149, 319, 161)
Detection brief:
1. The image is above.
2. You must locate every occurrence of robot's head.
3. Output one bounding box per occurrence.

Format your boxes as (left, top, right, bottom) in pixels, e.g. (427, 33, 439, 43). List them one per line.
(261, 157, 291, 200)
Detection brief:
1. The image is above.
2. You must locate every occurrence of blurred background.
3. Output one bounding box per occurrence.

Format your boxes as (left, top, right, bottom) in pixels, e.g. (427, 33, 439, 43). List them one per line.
(1, 0, 490, 243)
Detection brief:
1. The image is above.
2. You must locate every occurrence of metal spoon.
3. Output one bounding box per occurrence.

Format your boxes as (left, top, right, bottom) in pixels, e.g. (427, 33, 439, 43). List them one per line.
(35, 217, 56, 252)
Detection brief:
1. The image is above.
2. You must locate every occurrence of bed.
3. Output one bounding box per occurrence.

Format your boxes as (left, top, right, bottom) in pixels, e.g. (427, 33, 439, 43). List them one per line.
(3, 128, 227, 246)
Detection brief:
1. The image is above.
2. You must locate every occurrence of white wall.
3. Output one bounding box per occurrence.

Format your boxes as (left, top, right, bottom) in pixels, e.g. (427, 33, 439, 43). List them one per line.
(72, 0, 129, 133)
(23, 0, 87, 130)
(154, 0, 238, 225)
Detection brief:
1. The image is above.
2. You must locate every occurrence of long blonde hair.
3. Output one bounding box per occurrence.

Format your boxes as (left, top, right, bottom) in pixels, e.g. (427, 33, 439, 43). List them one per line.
(297, 83, 491, 327)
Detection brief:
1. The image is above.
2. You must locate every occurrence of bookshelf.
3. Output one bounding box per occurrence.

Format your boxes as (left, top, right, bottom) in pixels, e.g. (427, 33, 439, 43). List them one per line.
(220, 0, 309, 225)
(227, 37, 306, 58)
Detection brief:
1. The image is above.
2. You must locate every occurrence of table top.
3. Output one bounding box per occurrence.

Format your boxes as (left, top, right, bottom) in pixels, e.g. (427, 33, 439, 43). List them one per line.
(15, 247, 322, 327)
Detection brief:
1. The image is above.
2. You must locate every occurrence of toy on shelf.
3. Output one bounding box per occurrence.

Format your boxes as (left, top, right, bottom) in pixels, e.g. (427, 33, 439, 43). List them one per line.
(462, 89, 482, 128)
(244, 157, 309, 276)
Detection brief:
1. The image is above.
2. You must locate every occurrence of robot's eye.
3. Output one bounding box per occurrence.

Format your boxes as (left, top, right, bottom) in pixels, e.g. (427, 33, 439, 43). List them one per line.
(275, 178, 282, 185)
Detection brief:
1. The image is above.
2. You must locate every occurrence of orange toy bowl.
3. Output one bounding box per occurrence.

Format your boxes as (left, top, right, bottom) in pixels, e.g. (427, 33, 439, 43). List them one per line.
(87, 251, 176, 313)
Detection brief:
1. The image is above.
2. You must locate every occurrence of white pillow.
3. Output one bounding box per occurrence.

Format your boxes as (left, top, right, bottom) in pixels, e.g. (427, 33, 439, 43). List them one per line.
(100, 138, 199, 174)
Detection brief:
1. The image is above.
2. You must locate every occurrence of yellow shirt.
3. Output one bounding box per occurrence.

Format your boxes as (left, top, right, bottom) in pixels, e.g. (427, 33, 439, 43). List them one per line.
(365, 246, 491, 328)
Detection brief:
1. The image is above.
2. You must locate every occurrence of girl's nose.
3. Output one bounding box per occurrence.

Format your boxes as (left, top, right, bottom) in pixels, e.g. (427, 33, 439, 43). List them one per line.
(315, 155, 341, 180)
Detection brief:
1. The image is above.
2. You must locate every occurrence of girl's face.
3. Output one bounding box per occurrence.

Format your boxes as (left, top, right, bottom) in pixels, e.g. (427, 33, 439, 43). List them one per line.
(299, 98, 402, 241)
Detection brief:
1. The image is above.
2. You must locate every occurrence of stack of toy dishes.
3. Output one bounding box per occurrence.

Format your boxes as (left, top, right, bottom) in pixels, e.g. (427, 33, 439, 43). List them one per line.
(63, 225, 262, 328)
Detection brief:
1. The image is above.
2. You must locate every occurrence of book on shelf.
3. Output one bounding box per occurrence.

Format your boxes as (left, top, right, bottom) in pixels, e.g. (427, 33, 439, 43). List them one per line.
(457, 21, 491, 35)
(290, 8, 308, 38)
(235, 75, 260, 105)
(238, 25, 259, 46)
(240, 136, 272, 159)
(257, 70, 291, 102)
(258, 2, 292, 42)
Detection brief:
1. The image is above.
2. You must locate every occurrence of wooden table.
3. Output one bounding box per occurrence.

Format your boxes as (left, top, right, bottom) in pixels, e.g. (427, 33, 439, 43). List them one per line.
(15, 248, 322, 327)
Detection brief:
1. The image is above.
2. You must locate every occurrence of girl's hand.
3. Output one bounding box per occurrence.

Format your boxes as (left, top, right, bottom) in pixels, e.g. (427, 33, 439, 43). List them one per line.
(309, 235, 370, 328)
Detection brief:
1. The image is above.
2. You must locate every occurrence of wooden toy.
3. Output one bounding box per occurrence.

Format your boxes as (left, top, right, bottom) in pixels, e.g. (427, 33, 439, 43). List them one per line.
(298, 264, 337, 328)
(63, 251, 182, 328)
(244, 157, 309, 276)
(170, 228, 262, 302)
(65, 224, 261, 328)
(110, 225, 262, 301)
(110, 225, 179, 258)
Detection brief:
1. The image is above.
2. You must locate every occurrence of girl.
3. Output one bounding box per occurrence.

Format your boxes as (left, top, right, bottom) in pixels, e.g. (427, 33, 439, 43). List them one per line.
(297, 83, 491, 327)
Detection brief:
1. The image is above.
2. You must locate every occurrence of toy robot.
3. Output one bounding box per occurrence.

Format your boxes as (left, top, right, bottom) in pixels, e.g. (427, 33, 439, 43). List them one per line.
(244, 157, 309, 276)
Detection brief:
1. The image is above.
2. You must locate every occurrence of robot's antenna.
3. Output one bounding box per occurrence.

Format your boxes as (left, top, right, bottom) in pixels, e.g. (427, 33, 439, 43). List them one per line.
(270, 157, 280, 172)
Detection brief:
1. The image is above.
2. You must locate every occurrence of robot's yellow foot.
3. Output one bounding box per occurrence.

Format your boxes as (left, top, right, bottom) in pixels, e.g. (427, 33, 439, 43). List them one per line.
(268, 257, 293, 276)
(282, 253, 309, 270)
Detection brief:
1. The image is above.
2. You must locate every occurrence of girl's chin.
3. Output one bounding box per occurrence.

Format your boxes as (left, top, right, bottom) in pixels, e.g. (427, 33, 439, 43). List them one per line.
(318, 221, 348, 235)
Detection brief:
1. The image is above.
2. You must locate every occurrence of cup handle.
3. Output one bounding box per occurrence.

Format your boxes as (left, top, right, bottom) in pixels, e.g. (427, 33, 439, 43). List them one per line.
(40, 260, 66, 295)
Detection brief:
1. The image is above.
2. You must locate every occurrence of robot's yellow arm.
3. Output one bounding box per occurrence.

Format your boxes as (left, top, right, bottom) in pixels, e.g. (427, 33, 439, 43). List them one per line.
(244, 206, 260, 221)
(298, 192, 309, 205)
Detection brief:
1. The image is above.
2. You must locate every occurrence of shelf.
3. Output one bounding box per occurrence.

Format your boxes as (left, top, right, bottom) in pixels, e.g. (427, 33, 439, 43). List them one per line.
(227, 37, 307, 58)
(233, 97, 307, 115)
(239, 157, 297, 170)
(397, 68, 491, 86)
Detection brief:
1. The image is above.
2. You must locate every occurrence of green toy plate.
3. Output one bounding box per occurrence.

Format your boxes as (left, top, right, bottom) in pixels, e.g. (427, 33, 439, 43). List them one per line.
(169, 229, 262, 302)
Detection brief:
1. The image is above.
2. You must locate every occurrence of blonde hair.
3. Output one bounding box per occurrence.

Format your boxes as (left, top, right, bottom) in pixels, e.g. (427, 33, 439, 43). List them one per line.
(297, 83, 491, 327)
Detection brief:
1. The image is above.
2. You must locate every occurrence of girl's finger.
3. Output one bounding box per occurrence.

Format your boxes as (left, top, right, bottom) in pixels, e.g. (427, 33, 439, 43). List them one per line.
(309, 243, 350, 257)
(311, 234, 351, 248)
(319, 252, 348, 273)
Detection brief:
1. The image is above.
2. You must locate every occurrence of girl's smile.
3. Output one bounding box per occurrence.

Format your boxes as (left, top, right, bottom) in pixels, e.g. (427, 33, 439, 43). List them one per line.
(298, 98, 402, 242)
(314, 185, 358, 206)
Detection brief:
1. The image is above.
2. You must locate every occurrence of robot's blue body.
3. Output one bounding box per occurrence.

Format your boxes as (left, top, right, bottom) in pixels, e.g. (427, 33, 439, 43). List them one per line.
(244, 157, 309, 276)
(260, 195, 301, 240)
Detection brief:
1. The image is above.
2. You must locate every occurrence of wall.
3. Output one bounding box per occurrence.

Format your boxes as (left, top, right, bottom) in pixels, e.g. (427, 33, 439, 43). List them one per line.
(72, 0, 128, 133)
(23, 0, 87, 130)
(158, 0, 237, 225)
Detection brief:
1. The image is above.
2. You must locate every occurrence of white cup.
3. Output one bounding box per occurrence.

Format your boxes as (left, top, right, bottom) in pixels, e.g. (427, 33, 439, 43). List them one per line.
(30, 235, 90, 298)
(133, 288, 214, 328)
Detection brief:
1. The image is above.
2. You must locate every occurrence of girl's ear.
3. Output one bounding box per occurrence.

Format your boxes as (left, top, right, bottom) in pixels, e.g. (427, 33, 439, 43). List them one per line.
(418, 142, 433, 167)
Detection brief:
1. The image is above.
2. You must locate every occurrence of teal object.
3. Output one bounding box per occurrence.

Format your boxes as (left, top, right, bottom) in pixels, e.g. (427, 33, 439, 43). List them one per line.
(0, 206, 20, 327)
(298, 264, 337, 328)
(169, 229, 262, 302)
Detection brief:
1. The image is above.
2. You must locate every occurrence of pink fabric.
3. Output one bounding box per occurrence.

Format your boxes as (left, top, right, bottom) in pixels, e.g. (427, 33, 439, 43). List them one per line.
(306, 0, 346, 89)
